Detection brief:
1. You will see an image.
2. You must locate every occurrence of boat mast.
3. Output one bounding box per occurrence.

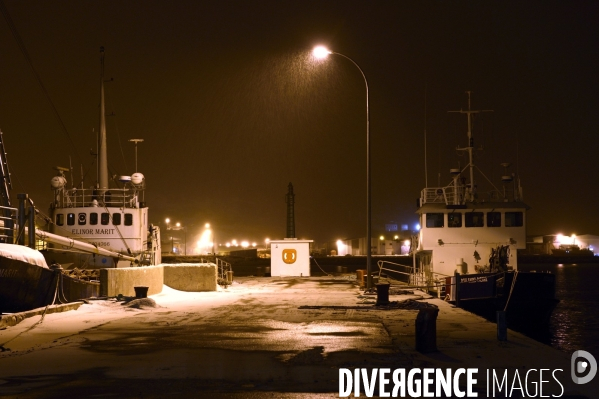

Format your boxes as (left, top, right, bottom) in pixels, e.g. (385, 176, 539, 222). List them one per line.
(449, 91, 492, 201)
(98, 47, 109, 191)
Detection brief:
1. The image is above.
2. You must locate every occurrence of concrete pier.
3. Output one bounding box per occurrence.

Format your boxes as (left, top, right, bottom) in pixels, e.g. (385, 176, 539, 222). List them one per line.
(0, 277, 593, 398)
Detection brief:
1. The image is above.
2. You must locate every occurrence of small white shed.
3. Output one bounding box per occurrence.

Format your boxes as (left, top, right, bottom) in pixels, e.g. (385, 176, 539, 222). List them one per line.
(269, 238, 313, 277)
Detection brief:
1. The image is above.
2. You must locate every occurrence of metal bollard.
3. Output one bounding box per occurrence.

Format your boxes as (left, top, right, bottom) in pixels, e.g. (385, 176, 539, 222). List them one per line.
(415, 307, 439, 353)
(496, 311, 507, 341)
(375, 283, 390, 306)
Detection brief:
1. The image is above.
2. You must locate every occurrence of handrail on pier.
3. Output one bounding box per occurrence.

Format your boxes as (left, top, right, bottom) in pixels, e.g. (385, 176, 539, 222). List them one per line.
(215, 257, 233, 280)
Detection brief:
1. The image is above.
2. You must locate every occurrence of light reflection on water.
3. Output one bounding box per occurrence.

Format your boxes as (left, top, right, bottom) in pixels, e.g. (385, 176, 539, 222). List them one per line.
(518, 262, 599, 355)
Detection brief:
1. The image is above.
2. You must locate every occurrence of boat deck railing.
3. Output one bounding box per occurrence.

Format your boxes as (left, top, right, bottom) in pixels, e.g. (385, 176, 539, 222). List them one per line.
(377, 259, 414, 280)
(53, 186, 144, 209)
(420, 185, 516, 206)
(420, 187, 458, 205)
(377, 259, 454, 297)
(0, 205, 18, 244)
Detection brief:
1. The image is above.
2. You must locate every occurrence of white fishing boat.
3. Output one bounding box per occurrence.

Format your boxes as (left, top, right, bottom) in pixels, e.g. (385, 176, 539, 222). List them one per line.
(43, 47, 161, 269)
(1, 48, 160, 313)
(412, 92, 557, 324)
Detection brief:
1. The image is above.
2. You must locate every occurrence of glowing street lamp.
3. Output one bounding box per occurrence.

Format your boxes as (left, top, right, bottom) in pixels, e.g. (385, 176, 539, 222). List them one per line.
(312, 45, 331, 59)
(312, 45, 372, 289)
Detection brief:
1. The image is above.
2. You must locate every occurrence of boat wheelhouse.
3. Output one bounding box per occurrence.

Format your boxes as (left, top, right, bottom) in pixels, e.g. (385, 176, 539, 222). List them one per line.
(416, 182, 528, 283)
(48, 172, 160, 268)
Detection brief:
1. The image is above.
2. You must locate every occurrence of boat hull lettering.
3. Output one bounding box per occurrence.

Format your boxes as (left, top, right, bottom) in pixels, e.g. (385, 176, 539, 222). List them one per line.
(71, 229, 116, 235)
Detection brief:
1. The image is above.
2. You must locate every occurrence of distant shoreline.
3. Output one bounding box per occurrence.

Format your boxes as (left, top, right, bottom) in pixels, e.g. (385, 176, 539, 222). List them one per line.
(518, 254, 599, 264)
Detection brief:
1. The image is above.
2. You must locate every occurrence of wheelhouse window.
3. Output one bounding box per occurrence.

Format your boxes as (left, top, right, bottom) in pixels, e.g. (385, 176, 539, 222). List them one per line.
(465, 212, 484, 227)
(505, 212, 524, 227)
(487, 212, 501, 227)
(124, 213, 133, 226)
(56, 214, 64, 226)
(78, 213, 86, 225)
(112, 213, 121, 225)
(448, 213, 462, 228)
(101, 213, 110, 225)
(67, 213, 75, 226)
(90, 213, 98, 225)
(426, 213, 444, 228)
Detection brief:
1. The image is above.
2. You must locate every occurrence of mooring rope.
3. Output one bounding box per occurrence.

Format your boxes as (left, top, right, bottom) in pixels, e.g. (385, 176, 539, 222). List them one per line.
(310, 257, 332, 276)
(503, 270, 519, 312)
(0, 271, 61, 350)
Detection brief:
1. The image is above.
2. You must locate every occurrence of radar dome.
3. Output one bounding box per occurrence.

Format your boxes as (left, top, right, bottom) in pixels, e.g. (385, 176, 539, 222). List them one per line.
(131, 172, 145, 185)
(50, 176, 67, 189)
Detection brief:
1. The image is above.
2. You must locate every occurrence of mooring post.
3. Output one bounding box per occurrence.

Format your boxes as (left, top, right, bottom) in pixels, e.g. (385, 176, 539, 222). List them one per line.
(375, 282, 390, 306)
(454, 270, 461, 308)
(27, 198, 35, 249)
(27, 198, 36, 249)
(497, 311, 507, 341)
(415, 306, 440, 353)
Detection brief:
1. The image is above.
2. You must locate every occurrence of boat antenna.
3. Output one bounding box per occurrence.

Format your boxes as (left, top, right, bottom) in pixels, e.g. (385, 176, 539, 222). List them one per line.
(98, 46, 109, 191)
(449, 91, 493, 200)
(129, 139, 144, 172)
(69, 156, 74, 188)
(424, 83, 428, 187)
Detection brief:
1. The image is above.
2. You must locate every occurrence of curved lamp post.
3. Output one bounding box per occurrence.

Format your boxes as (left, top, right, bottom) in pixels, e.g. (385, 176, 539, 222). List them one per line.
(312, 46, 372, 289)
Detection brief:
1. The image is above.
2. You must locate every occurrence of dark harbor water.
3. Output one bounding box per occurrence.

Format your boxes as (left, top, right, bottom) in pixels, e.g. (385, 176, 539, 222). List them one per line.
(517, 262, 599, 356)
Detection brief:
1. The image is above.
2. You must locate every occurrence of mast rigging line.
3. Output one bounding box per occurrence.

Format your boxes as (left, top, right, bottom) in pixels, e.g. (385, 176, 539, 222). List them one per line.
(0, 0, 82, 167)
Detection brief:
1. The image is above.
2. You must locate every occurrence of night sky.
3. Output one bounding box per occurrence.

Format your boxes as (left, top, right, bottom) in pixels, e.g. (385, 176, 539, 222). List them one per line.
(0, 1, 597, 247)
